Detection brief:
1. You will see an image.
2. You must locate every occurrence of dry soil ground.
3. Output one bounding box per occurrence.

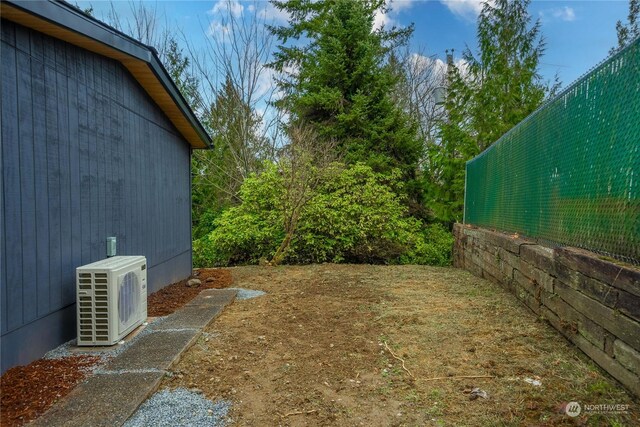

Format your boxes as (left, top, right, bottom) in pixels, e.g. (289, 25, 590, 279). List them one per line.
(165, 264, 638, 427)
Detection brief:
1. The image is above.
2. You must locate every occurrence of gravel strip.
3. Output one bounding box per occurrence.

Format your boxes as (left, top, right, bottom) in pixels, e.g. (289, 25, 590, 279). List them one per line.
(123, 388, 231, 427)
(43, 291, 233, 361)
(152, 327, 199, 333)
(94, 368, 165, 375)
(230, 288, 266, 300)
(44, 317, 166, 364)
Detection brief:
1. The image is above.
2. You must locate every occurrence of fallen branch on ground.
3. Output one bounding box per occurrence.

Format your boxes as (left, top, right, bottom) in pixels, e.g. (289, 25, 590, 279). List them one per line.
(279, 409, 317, 418)
(383, 341, 413, 378)
(422, 375, 494, 381)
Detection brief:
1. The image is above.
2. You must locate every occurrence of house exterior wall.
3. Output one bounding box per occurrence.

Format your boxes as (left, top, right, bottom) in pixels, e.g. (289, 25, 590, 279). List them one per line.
(1, 20, 193, 372)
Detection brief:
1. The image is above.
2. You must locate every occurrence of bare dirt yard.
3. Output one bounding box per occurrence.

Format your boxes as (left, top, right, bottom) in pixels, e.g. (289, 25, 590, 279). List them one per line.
(165, 264, 638, 426)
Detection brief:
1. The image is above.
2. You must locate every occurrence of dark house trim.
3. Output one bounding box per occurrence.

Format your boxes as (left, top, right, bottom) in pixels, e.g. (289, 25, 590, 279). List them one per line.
(1, 0, 212, 149)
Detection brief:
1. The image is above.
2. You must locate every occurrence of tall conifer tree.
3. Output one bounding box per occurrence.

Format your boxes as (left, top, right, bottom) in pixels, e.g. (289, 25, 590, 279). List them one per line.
(612, 0, 640, 53)
(428, 0, 553, 223)
(465, 0, 548, 150)
(270, 0, 422, 207)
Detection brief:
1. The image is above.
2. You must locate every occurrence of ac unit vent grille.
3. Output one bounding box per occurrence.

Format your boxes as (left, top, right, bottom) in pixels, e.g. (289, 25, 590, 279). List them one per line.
(78, 273, 99, 343)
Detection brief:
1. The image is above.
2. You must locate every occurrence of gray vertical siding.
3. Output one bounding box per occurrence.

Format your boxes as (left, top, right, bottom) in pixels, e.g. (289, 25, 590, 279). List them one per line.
(0, 20, 193, 372)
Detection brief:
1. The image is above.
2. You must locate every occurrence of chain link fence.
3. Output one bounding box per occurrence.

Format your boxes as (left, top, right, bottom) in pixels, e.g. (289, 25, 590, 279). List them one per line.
(464, 38, 639, 264)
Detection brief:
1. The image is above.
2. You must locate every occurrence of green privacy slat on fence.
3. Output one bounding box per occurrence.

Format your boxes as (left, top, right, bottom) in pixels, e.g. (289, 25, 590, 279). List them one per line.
(464, 38, 639, 263)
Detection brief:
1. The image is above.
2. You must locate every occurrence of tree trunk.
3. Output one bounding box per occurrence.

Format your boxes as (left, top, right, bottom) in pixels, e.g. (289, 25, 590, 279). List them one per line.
(270, 232, 293, 266)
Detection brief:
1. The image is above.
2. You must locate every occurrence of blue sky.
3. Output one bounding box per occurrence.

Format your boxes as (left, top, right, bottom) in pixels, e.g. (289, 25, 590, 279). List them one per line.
(388, 0, 629, 87)
(80, 0, 630, 90)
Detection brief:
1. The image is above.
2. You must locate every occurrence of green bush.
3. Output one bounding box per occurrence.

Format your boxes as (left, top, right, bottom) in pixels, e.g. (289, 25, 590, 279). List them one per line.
(398, 222, 454, 267)
(193, 163, 284, 267)
(192, 207, 223, 241)
(193, 162, 454, 267)
(289, 164, 411, 263)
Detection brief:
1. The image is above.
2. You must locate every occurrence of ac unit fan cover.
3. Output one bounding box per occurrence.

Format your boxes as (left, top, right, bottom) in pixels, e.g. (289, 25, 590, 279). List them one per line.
(118, 271, 140, 333)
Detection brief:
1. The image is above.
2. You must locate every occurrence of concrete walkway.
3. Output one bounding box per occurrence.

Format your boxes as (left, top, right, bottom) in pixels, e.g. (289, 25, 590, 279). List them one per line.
(30, 288, 237, 427)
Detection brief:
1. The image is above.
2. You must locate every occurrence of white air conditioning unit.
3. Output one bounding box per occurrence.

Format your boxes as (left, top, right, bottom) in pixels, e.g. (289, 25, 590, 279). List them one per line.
(76, 256, 148, 346)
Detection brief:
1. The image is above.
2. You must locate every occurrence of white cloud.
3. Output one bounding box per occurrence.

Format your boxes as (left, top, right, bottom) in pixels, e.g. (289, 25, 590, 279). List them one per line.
(257, 1, 291, 24)
(439, 0, 487, 21)
(206, 1, 254, 41)
(209, 0, 244, 18)
(455, 57, 469, 78)
(373, 0, 415, 30)
(206, 0, 245, 38)
(206, 20, 232, 38)
(552, 6, 576, 22)
(410, 53, 469, 81)
(410, 53, 447, 76)
(373, 9, 392, 30)
(539, 6, 576, 23)
(255, 66, 277, 100)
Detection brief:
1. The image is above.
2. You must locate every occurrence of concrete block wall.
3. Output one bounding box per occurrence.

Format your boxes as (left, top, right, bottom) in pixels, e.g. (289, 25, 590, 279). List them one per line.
(453, 224, 640, 397)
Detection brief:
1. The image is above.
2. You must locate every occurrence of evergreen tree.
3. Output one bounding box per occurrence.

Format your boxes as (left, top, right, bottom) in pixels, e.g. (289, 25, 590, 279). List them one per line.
(612, 0, 640, 53)
(205, 75, 267, 182)
(164, 38, 202, 112)
(427, 0, 552, 223)
(465, 0, 548, 150)
(192, 75, 269, 239)
(270, 0, 422, 206)
(426, 59, 474, 223)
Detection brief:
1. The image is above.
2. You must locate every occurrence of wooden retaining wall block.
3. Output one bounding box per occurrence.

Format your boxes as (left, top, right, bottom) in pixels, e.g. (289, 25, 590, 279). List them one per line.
(452, 223, 640, 397)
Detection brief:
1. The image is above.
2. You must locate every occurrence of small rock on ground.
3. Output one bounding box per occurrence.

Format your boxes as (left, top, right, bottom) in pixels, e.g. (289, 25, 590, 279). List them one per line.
(123, 387, 231, 427)
(187, 279, 202, 288)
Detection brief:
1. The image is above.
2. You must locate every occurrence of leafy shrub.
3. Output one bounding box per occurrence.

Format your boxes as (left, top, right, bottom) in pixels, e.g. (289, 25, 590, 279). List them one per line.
(192, 207, 222, 241)
(289, 164, 411, 263)
(193, 163, 284, 267)
(399, 222, 454, 267)
(193, 162, 454, 267)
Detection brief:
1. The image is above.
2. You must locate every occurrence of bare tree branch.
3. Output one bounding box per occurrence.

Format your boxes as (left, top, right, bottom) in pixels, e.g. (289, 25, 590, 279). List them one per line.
(270, 124, 339, 265)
